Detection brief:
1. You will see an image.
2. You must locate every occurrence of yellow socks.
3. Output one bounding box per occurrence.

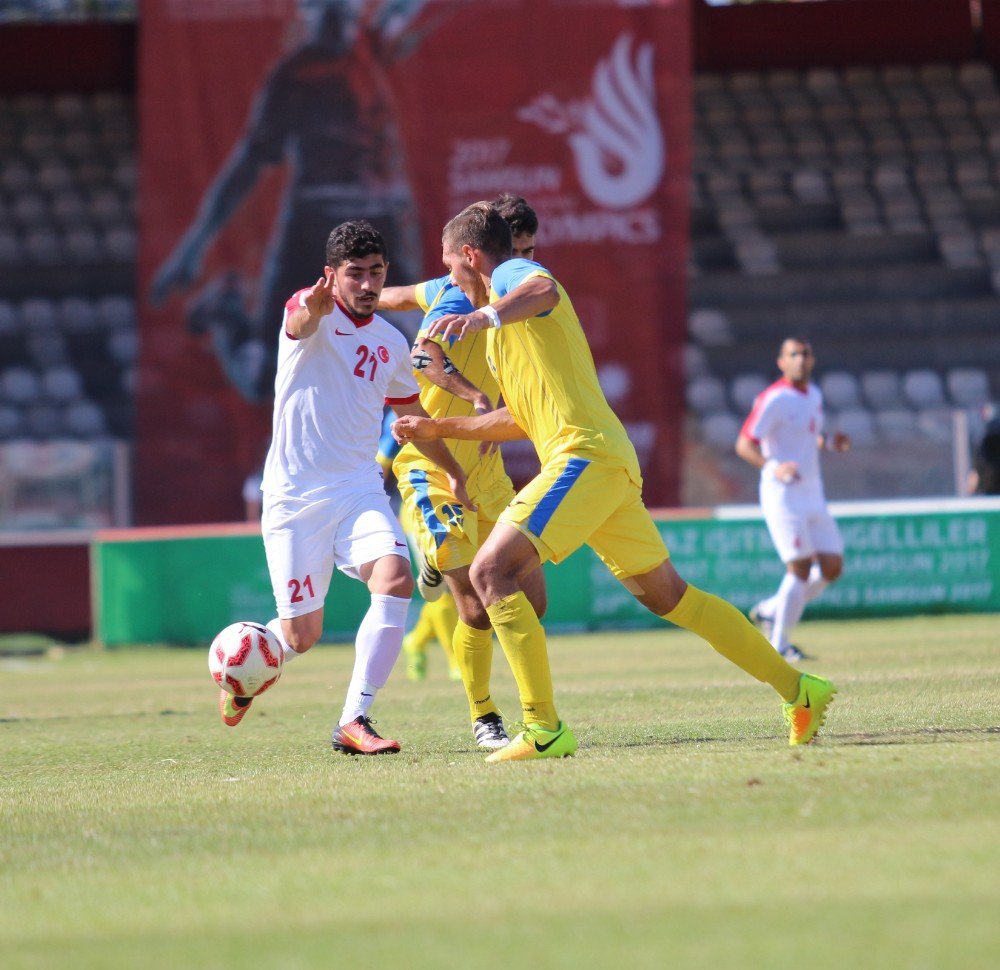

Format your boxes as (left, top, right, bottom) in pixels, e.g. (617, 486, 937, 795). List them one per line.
(485, 591, 559, 730)
(664, 585, 801, 702)
(426, 594, 460, 670)
(452, 620, 499, 721)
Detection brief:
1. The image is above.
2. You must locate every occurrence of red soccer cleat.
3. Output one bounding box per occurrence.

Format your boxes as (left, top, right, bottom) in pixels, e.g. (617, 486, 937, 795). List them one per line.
(331, 716, 401, 755)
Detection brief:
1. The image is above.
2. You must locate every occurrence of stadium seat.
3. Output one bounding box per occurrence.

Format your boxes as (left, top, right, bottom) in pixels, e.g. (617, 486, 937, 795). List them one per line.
(684, 343, 710, 380)
(64, 400, 108, 438)
(0, 405, 24, 441)
(903, 369, 947, 408)
(107, 329, 139, 366)
(98, 295, 135, 330)
(820, 371, 862, 410)
(24, 404, 62, 439)
(26, 333, 69, 369)
(41, 366, 85, 404)
(686, 376, 728, 416)
(57, 296, 100, 333)
(861, 369, 905, 409)
(701, 412, 741, 450)
(730, 373, 769, 413)
(0, 230, 21, 266)
(875, 408, 918, 443)
(946, 367, 991, 407)
(833, 407, 877, 446)
(0, 300, 18, 337)
(688, 308, 732, 346)
(20, 298, 57, 331)
(1, 367, 40, 405)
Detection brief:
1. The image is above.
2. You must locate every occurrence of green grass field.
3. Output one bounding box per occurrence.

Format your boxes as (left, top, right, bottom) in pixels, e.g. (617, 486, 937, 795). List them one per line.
(2, 614, 998, 970)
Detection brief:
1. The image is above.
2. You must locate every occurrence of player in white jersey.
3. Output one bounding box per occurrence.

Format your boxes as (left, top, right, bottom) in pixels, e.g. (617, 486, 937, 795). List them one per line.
(222, 220, 470, 756)
(736, 337, 850, 661)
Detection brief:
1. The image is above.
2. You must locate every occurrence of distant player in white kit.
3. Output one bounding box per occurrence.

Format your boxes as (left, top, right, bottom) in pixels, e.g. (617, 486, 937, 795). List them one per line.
(220, 220, 470, 756)
(735, 337, 850, 661)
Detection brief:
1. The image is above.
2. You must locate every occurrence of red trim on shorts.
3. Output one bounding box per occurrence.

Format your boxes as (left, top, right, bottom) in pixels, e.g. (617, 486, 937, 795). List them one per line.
(385, 393, 419, 405)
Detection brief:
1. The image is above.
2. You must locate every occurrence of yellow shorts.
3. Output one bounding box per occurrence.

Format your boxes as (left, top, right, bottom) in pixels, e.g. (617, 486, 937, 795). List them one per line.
(397, 465, 515, 573)
(499, 455, 669, 579)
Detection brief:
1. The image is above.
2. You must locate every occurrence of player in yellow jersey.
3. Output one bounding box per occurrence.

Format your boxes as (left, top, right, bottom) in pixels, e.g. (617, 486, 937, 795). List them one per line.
(393, 202, 837, 761)
(382, 196, 547, 749)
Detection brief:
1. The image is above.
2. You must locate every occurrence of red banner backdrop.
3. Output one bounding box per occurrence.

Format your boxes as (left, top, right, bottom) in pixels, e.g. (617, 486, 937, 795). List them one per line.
(137, 0, 690, 524)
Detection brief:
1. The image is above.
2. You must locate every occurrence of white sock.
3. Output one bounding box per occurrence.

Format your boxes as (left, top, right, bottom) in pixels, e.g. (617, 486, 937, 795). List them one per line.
(339, 594, 410, 726)
(267, 618, 301, 663)
(804, 562, 829, 603)
(770, 573, 808, 652)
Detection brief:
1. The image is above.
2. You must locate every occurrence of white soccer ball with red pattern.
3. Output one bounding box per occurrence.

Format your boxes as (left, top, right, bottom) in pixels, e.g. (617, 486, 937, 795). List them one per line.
(208, 622, 283, 697)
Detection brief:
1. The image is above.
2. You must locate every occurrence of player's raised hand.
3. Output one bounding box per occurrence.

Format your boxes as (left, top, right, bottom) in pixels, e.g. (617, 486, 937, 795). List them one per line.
(392, 414, 439, 443)
(303, 273, 336, 319)
(426, 311, 489, 341)
(774, 460, 801, 484)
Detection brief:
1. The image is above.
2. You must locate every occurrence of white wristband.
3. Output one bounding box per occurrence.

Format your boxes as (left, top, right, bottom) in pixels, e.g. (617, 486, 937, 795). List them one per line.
(480, 304, 502, 329)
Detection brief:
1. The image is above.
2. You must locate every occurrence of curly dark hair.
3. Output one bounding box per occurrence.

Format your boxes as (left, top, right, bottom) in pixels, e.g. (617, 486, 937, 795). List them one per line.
(326, 220, 388, 267)
(442, 202, 512, 262)
(493, 193, 538, 237)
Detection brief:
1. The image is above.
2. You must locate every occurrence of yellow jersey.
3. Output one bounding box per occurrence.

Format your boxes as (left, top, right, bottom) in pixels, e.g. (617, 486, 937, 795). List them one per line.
(393, 275, 511, 498)
(487, 259, 641, 483)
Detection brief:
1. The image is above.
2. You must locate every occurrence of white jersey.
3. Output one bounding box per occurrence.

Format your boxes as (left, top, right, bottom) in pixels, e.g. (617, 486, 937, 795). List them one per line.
(262, 292, 419, 500)
(741, 378, 827, 512)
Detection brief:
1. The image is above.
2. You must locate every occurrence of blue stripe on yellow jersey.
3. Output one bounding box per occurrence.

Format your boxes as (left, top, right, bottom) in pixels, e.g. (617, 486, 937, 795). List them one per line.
(488, 258, 641, 483)
(414, 274, 451, 314)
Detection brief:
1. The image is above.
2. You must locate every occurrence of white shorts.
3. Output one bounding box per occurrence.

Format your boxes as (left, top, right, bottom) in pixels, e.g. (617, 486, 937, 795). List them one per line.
(762, 504, 844, 563)
(262, 483, 409, 619)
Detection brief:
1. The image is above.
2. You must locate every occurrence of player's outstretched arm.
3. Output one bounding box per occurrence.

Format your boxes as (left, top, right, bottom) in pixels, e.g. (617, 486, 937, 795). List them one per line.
(411, 338, 491, 413)
(393, 406, 527, 445)
(427, 276, 559, 341)
(379, 284, 420, 312)
(286, 274, 336, 339)
(392, 400, 477, 511)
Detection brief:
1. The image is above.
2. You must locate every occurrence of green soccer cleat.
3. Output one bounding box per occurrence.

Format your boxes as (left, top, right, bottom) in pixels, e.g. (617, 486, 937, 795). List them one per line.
(783, 673, 837, 746)
(485, 721, 578, 763)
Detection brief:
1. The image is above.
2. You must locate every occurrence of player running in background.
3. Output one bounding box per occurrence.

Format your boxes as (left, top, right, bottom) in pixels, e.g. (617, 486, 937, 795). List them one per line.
(393, 203, 837, 761)
(225, 220, 469, 758)
(736, 337, 850, 661)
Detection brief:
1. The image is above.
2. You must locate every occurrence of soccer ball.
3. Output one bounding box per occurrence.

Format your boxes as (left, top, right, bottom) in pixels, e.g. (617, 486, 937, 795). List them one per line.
(208, 622, 283, 697)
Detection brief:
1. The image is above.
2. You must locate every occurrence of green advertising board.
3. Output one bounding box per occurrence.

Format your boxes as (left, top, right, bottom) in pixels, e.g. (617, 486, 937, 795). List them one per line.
(92, 499, 1000, 646)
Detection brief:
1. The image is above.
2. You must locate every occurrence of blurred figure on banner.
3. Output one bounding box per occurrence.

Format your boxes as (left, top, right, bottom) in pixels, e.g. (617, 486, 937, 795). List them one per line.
(736, 337, 850, 662)
(151, 0, 435, 402)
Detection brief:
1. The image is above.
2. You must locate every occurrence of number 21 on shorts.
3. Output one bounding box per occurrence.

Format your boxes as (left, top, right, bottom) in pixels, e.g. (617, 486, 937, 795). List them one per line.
(288, 575, 315, 604)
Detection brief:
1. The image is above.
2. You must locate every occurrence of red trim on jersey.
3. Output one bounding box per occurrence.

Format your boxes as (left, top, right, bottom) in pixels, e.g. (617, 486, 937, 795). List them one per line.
(385, 393, 419, 405)
(335, 299, 374, 327)
(282, 289, 313, 340)
(740, 378, 804, 442)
